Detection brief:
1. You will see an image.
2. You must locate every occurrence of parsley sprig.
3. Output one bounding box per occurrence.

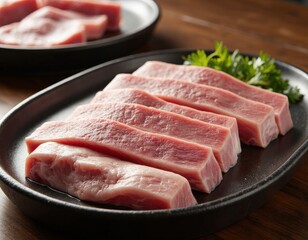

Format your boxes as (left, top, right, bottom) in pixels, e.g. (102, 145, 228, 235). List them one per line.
(183, 42, 303, 103)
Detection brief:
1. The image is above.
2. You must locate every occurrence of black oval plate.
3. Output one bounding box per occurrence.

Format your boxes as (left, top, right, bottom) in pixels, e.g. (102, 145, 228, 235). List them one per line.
(0, 50, 307, 240)
(0, 0, 160, 72)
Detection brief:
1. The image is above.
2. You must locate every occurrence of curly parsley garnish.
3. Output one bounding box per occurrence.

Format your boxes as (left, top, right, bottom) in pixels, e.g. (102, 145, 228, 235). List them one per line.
(183, 42, 303, 103)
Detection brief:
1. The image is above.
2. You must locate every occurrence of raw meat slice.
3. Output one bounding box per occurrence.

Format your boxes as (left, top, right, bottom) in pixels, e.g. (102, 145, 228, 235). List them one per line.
(133, 61, 293, 135)
(0, 21, 85, 46)
(25, 118, 222, 193)
(104, 74, 279, 148)
(26, 142, 197, 210)
(0, 7, 87, 46)
(0, 0, 38, 27)
(67, 102, 238, 172)
(91, 88, 241, 155)
(40, 0, 121, 31)
(0, 6, 109, 46)
(29, 6, 108, 40)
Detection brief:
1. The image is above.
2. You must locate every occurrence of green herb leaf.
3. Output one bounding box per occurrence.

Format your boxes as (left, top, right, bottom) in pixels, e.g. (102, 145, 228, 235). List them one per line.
(183, 42, 303, 103)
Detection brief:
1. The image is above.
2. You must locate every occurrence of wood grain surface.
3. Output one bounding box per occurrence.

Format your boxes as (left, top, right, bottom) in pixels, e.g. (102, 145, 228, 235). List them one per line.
(0, 0, 307, 239)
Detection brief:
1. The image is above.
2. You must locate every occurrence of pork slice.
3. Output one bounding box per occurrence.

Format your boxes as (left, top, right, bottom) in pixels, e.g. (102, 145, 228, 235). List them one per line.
(133, 61, 293, 135)
(30, 6, 108, 40)
(40, 0, 121, 31)
(91, 88, 241, 155)
(0, 7, 87, 46)
(67, 102, 238, 172)
(25, 118, 222, 193)
(26, 142, 197, 210)
(104, 74, 279, 148)
(0, 6, 109, 46)
(0, 0, 38, 27)
(92, 89, 241, 154)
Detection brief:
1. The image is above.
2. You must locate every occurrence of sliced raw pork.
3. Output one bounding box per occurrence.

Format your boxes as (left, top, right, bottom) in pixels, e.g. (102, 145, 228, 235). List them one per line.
(32, 6, 108, 40)
(40, 0, 121, 31)
(26, 142, 197, 210)
(133, 61, 293, 135)
(0, 6, 108, 46)
(0, 0, 38, 27)
(25, 118, 222, 193)
(91, 88, 241, 155)
(67, 102, 238, 172)
(104, 74, 279, 148)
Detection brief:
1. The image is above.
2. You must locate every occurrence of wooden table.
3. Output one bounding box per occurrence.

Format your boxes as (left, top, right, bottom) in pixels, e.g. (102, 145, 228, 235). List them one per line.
(0, 0, 307, 239)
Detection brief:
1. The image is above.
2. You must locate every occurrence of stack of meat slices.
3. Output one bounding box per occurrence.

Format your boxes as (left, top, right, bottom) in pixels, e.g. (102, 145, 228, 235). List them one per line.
(0, 0, 121, 46)
(133, 61, 293, 135)
(25, 60, 293, 210)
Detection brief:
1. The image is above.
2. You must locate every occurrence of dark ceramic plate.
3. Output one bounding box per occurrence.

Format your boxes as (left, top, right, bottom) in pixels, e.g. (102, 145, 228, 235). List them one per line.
(0, 0, 160, 72)
(0, 50, 307, 240)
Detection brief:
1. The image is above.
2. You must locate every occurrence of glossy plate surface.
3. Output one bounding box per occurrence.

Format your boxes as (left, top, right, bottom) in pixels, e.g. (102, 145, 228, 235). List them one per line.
(0, 0, 160, 72)
(0, 50, 307, 240)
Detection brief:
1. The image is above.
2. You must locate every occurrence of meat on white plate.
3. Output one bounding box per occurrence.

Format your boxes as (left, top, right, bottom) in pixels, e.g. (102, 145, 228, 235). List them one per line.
(104, 74, 279, 148)
(133, 61, 293, 135)
(67, 102, 238, 173)
(0, 0, 38, 27)
(0, 6, 108, 46)
(39, 0, 121, 31)
(91, 88, 241, 155)
(26, 142, 197, 210)
(25, 118, 223, 193)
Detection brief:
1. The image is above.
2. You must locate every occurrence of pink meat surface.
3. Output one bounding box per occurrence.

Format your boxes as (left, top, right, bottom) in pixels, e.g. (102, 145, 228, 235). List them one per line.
(40, 0, 121, 31)
(25, 118, 222, 193)
(134, 61, 293, 135)
(91, 88, 241, 155)
(26, 142, 197, 210)
(104, 74, 279, 148)
(0, 0, 38, 27)
(67, 102, 238, 172)
(31, 6, 108, 40)
(0, 7, 87, 46)
(0, 6, 109, 46)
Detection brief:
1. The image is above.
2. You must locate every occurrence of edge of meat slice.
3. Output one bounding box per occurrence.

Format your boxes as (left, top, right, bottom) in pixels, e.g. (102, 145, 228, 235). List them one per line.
(26, 142, 197, 210)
